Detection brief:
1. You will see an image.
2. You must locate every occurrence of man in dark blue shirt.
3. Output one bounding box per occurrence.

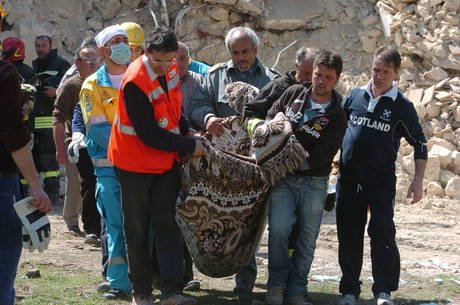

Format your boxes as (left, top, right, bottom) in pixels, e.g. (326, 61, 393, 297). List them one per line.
(336, 46, 427, 305)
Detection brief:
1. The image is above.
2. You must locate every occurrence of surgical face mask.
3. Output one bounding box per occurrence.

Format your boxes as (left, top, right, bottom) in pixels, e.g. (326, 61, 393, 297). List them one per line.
(109, 43, 131, 65)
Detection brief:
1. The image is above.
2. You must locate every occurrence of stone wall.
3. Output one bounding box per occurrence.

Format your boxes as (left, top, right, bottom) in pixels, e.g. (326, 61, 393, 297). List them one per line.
(1, 0, 459, 201)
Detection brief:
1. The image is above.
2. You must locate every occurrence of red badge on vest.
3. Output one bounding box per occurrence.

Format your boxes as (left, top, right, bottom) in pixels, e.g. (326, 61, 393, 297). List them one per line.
(158, 117, 168, 128)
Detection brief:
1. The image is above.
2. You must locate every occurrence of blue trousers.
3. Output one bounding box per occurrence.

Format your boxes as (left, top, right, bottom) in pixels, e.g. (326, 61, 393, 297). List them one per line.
(96, 175, 131, 295)
(0, 176, 22, 305)
(267, 174, 328, 296)
(336, 179, 400, 298)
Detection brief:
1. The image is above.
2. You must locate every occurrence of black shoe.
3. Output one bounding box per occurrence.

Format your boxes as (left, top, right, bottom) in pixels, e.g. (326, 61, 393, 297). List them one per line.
(233, 278, 254, 295)
(67, 225, 84, 236)
(97, 281, 110, 293)
(184, 280, 200, 291)
(103, 288, 130, 300)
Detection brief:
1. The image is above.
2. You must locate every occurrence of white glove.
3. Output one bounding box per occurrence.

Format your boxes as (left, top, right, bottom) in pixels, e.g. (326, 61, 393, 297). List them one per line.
(67, 132, 87, 164)
(14, 197, 51, 252)
(22, 226, 34, 252)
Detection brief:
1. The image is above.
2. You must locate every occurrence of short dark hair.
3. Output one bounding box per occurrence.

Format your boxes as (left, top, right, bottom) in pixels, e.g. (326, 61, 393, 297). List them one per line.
(313, 49, 343, 77)
(35, 35, 52, 45)
(374, 45, 401, 70)
(146, 27, 178, 53)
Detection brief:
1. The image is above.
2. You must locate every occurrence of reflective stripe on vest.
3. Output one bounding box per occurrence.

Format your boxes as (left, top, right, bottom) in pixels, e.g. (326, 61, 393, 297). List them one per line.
(86, 114, 109, 129)
(114, 115, 136, 136)
(92, 158, 113, 167)
(167, 74, 180, 91)
(34, 116, 53, 129)
(149, 87, 163, 101)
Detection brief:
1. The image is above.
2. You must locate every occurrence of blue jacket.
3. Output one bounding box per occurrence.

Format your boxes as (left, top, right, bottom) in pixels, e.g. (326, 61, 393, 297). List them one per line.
(339, 85, 427, 185)
(71, 102, 86, 134)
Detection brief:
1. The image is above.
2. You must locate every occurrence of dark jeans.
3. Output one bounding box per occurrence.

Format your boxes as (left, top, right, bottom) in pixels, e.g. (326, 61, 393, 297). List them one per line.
(75, 148, 101, 236)
(0, 176, 22, 305)
(116, 164, 184, 298)
(336, 179, 400, 298)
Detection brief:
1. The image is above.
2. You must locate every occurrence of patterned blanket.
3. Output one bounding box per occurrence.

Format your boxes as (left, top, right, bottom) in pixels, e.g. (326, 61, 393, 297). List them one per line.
(176, 82, 307, 277)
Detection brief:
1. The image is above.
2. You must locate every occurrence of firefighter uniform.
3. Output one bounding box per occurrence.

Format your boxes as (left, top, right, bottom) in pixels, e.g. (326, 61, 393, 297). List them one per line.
(31, 49, 70, 204)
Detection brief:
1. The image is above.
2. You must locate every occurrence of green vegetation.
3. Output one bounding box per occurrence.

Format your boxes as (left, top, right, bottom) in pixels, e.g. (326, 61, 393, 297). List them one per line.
(15, 262, 459, 305)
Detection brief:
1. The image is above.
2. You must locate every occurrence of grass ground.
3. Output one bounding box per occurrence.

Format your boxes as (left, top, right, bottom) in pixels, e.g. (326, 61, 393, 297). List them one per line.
(15, 260, 460, 305)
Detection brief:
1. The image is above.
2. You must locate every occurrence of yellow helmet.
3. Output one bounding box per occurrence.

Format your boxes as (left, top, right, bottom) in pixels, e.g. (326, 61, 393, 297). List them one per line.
(120, 22, 144, 47)
(0, 2, 5, 18)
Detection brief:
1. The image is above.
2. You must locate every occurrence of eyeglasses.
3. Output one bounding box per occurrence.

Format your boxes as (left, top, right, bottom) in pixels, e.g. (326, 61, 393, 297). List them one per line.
(149, 57, 176, 67)
(79, 56, 102, 64)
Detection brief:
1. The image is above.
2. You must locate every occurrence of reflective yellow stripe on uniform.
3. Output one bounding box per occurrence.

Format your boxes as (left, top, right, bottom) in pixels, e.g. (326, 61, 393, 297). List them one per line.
(34, 116, 54, 129)
(91, 158, 113, 167)
(43, 170, 60, 178)
(114, 115, 136, 136)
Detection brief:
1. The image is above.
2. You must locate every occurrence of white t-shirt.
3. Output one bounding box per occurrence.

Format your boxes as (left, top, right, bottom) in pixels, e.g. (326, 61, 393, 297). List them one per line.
(108, 73, 124, 90)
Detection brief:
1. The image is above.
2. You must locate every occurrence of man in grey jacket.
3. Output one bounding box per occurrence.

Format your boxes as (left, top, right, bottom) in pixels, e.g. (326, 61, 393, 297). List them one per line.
(190, 26, 278, 135)
(189, 26, 279, 294)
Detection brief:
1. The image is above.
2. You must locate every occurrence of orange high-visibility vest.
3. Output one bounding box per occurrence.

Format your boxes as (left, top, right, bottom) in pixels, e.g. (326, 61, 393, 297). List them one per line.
(108, 55, 182, 174)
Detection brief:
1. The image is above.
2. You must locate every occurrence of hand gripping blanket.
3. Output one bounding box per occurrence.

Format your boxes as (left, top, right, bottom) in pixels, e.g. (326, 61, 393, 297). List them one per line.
(176, 83, 308, 277)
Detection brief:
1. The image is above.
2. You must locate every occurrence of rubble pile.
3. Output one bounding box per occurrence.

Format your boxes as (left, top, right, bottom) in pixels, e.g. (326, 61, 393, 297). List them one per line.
(0, 0, 458, 201)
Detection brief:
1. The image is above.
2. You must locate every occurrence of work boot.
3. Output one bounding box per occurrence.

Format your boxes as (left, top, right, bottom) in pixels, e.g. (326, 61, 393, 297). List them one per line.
(265, 287, 284, 305)
(132, 295, 156, 305)
(161, 294, 197, 305)
(284, 294, 313, 305)
(339, 294, 357, 305)
(376, 292, 394, 305)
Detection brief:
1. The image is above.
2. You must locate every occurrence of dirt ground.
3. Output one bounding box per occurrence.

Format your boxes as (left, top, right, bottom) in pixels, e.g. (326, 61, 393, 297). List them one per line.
(18, 196, 460, 303)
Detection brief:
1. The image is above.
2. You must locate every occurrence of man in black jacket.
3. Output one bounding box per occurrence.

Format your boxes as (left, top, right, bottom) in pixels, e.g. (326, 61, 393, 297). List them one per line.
(263, 50, 346, 305)
(30, 35, 71, 205)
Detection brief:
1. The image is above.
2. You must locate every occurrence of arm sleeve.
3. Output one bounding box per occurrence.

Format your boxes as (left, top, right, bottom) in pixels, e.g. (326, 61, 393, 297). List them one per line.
(242, 80, 279, 121)
(179, 113, 191, 135)
(266, 87, 294, 121)
(53, 81, 74, 124)
(124, 82, 195, 153)
(402, 103, 428, 161)
(0, 63, 30, 152)
(189, 73, 216, 129)
(71, 103, 86, 134)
